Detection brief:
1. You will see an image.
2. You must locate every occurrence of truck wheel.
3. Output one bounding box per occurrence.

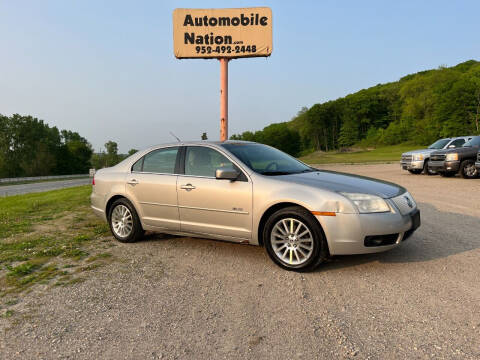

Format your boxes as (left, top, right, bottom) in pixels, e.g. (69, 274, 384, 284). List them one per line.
(408, 169, 422, 174)
(460, 160, 479, 179)
(440, 172, 455, 178)
(423, 160, 436, 175)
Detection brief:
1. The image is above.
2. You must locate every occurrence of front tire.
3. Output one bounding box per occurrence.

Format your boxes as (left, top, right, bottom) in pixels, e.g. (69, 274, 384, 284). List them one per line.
(460, 160, 478, 179)
(263, 206, 328, 272)
(108, 198, 144, 243)
(423, 159, 436, 175)
(408, 169, 422, 174)
(440, 172, 455, 178)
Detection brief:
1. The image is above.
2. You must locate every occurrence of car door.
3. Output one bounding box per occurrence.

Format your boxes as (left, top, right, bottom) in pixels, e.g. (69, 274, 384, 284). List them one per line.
(125, 146, 181, 231)
(177, 145, 252, 241)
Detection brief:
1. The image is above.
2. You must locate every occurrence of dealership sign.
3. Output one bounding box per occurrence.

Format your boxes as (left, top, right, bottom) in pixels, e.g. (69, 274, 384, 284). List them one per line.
(173, 7, 273, 59)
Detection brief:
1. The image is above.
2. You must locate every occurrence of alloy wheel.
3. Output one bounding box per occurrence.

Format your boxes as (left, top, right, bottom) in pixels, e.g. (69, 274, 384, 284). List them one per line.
(270, 218, 314, 266)
(111, 204, 133, 238)
(465, 163, 477, 177)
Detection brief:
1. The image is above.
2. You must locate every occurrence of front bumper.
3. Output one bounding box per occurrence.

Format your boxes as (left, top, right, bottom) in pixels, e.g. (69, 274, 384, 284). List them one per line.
(428, 160, 460, 173)
(475, 161, 480, 170)
(400, 160, 424, 170)
(316, 208, 420, 255)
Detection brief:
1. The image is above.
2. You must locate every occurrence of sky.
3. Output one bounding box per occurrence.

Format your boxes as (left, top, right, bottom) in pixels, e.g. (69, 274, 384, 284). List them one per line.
(0, 0, 479, 153)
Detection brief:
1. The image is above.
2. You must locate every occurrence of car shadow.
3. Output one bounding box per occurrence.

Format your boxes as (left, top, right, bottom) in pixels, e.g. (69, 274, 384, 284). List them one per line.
(318, 202, 480, 272)
(131, 202, 480, 272)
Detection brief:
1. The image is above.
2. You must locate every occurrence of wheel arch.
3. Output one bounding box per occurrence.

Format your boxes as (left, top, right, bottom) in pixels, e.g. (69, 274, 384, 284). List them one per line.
(105, 194, 136, 218)
(257, 202, 328, 251)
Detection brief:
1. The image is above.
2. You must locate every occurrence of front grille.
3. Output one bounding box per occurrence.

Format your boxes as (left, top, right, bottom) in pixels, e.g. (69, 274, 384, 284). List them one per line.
(477, 152, 480, 162)
(430, 154, 446, 161)
(401, 155, 412, 163)
(391, 192, 417, 215)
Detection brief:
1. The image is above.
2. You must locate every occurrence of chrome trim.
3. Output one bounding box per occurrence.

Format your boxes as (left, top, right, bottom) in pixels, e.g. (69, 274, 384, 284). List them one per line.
(139, 201, 177, 208)
(131, 171, 179, 176)
(179, 205, 249, 215)
(138, 201, 249, 215)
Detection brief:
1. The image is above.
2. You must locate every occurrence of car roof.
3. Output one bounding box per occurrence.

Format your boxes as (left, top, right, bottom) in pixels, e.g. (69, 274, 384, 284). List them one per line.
(146, 140, 256, 149)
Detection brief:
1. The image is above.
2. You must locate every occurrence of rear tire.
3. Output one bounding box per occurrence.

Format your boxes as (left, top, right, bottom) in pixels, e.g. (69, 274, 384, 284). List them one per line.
(263, 206, 328, 272)
(460, 159, 479, 179)
(108, 198, 144, 243)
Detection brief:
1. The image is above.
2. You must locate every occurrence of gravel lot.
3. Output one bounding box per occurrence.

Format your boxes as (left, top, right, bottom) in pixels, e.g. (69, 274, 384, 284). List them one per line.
(0, 178, 92, 197)
(1, 164, 479, 359)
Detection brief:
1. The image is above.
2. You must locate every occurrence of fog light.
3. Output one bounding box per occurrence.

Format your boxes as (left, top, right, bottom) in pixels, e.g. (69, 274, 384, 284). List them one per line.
(364, 234, 399, 247)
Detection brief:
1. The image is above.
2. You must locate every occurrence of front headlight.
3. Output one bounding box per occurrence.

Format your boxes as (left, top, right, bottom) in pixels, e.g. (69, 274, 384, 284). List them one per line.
(446, 153, 459, 161)
(413, 154, 424, 161)
(340, 193, 390, 213)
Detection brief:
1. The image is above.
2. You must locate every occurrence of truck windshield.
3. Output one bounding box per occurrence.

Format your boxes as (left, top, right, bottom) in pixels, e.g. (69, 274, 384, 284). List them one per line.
(428, 139, 450, 149)
(222, 143, 314, 175)
(463, 137, 480, 147)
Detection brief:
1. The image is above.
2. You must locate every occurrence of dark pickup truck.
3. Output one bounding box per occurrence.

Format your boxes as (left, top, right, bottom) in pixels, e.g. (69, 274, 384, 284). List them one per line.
(429, 136, 480, 179)
(476, 150, 480, 172)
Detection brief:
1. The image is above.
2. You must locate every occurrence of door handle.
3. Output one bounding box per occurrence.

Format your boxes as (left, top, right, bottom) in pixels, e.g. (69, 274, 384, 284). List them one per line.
(127, 179, 139, 185)
(180, 183, 196, 191)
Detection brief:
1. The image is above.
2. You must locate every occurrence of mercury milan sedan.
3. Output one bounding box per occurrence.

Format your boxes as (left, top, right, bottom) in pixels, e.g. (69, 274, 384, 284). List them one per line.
(91, 141, 420, 271)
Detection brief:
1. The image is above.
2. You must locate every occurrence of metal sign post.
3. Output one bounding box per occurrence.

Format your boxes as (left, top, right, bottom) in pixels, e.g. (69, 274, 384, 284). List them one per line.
(219, 58, 229, 141)
(173, 7, 272, 141)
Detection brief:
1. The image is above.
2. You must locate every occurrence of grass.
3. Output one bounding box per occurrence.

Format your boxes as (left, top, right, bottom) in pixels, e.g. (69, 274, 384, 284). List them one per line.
(0, 176, 89, 187)
(299, 144, 423, 165)
(0, 185, 114, 301)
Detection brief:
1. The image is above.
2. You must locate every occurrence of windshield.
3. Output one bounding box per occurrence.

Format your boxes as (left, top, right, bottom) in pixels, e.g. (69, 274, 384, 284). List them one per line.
(463, 137, 480, 147)
(428, 139, 450, 149)
(221, 143, 314, 175)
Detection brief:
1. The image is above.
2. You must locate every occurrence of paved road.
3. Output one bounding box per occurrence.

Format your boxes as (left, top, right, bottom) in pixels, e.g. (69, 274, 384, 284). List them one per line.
(1, 164, 479, 359)
(0, 178, 91, 197)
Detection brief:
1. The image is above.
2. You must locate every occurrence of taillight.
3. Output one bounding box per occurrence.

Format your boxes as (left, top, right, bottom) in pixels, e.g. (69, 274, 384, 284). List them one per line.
(92, 175, 95, 186)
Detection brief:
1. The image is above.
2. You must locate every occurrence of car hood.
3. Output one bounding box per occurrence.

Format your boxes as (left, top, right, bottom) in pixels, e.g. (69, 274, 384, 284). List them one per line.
(432, 146, 479, 155)
(279, 170, 406, 199)
(402, 148, 436, 156)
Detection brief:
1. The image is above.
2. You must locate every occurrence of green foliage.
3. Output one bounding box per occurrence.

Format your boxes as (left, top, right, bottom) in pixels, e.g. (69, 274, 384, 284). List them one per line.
(230, 122, 301, 156)
(231, 60, 480, 154)
(90, 141, 129, 169)
(0, 114, 93, 177)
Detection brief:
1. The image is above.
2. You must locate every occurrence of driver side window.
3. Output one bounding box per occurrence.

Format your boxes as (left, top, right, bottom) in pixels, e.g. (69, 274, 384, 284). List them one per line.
(449, 139, 465, 148)
(185, 147, 234, 178)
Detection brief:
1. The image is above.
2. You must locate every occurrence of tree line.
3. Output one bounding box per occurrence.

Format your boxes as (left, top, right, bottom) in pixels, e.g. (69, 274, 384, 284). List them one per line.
(0, 114, 139, 178)
(231, 60, 480, 156)
(0, 114, 93, 178)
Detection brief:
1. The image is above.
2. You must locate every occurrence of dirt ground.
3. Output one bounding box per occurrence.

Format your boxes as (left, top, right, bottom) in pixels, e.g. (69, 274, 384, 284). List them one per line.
(1, 163, 479, 359)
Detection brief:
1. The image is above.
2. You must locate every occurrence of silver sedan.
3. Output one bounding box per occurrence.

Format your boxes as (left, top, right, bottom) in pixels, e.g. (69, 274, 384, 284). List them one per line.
(91, 141, 420, 271)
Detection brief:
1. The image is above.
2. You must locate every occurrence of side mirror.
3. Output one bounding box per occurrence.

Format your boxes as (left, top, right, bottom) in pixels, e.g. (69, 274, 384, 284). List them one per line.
(215, 167, 240, 181)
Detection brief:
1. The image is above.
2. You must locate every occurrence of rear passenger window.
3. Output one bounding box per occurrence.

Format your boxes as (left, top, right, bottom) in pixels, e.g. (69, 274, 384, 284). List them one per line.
(142, 147, 179, 174)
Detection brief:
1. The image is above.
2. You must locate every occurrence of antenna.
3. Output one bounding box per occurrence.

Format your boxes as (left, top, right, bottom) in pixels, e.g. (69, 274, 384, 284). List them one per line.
(169, 132, 181, 142)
